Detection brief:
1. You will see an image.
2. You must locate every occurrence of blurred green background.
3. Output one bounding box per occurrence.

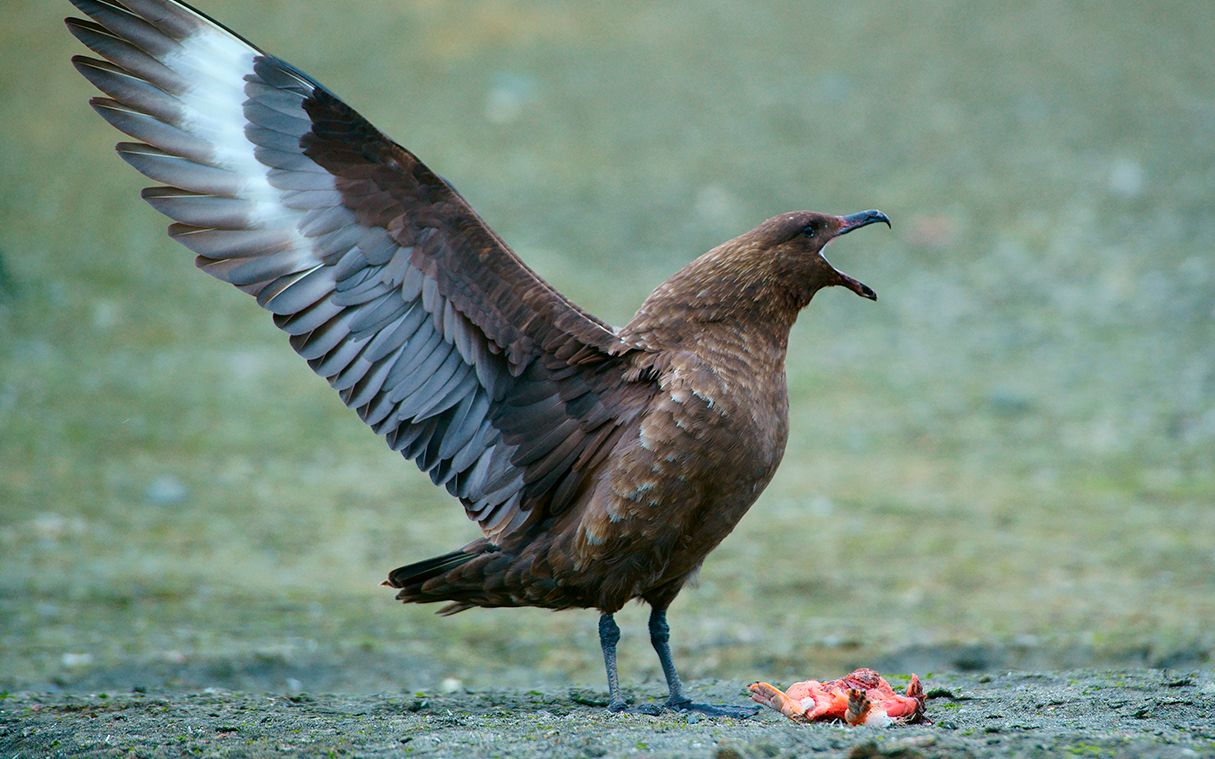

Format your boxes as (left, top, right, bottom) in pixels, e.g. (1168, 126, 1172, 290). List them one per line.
(1, 1, 1212, 695)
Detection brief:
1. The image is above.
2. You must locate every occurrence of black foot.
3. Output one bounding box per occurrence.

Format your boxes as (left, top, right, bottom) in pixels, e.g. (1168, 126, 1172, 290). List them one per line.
(667, 699, 760, 719)
(607, 700, 663, 716)
(606, 698, 757, 718)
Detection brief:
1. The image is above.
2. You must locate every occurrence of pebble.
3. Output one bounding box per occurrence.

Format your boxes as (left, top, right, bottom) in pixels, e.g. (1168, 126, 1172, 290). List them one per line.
(62, 652, 93, 668)
(144, 475, 189, 506)
(1107, 157, 1145, 198)
(484, 72, 538, 125)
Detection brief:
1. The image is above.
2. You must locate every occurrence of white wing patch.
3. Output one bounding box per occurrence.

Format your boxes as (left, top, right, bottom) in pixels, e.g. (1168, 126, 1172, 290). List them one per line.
(164, 28, 321, 235)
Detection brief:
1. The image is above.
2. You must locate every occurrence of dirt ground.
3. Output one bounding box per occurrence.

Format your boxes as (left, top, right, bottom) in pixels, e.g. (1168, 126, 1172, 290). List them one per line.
(3, 668, 1213, 758)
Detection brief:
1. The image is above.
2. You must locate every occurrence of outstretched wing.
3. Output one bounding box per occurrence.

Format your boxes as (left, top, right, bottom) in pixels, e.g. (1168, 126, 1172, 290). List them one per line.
(66, 0, 654, 540)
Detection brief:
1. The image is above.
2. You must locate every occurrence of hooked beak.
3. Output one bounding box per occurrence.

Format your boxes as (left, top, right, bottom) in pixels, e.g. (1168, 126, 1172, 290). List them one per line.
(828, 209, 890, 301)
(834, 209, 892, 238)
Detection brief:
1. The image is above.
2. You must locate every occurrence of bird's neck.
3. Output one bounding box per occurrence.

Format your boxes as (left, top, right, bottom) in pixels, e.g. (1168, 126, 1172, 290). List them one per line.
(621, 241, 820, 356)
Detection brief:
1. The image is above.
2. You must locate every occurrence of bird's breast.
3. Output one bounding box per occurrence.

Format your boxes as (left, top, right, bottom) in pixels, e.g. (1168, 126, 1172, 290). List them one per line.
(656, 359, 789, 481)
(569, 350, 789, 584)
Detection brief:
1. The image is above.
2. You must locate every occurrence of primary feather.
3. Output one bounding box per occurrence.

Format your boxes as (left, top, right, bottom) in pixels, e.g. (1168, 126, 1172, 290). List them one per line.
(67, 0, 651, 545)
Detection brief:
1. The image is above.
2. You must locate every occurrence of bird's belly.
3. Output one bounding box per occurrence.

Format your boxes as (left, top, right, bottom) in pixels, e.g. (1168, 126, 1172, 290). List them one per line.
(654, 446, 784, 580)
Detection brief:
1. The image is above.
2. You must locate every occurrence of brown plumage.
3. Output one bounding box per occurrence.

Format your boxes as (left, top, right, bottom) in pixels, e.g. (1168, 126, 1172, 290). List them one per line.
(66, 0, 891, 716)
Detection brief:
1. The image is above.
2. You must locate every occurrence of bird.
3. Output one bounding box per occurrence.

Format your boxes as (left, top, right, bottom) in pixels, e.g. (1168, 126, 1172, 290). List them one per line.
(65, 0, 891, 716)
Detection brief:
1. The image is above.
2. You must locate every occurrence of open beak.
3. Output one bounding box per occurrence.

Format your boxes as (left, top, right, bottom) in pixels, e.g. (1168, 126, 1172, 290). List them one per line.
(828, 209, 890, 301)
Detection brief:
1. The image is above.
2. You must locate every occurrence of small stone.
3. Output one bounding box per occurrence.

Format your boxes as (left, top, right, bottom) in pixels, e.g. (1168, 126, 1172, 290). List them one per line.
(846, 742, 881, 759)
(1108, 157, 1145, 198)
(484, 72, 538, 125)
(988, 390, 1033, 417)
(32, 514, 84, 541)
(144, 475, 188, 506)
(61, 652, 93, 668)
(440, 677, 463, 694)
(815, 72, 853, 104)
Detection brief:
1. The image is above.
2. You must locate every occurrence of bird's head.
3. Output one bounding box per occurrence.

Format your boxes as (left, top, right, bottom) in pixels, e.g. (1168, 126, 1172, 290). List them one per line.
(753, 209, 891, 302)
(625, 208, 892, 348)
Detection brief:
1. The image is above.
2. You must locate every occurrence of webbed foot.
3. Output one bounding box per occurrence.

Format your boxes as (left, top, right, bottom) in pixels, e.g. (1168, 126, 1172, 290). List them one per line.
(606, 698, 757, 718)
(607, 700, 663, 716)
(667, 698, 760, 719)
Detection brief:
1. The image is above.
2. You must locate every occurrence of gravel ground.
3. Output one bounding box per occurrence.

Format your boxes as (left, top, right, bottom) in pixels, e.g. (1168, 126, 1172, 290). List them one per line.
(3, 669, 1212, 757)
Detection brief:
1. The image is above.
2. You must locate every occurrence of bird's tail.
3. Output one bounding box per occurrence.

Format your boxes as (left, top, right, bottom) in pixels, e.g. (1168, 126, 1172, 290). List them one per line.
(381, 540, 499, 615)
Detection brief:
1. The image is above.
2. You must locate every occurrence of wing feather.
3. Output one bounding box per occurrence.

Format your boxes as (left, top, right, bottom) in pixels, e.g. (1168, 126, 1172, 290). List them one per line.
(67, 0, 655, 541)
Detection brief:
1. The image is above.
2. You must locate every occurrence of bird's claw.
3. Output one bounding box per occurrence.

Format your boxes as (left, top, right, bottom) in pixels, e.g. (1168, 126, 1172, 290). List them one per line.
(607, 700, 663, 716)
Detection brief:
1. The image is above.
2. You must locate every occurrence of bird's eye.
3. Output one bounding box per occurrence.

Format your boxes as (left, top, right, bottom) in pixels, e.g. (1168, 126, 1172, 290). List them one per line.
(801, 223, 817, 237)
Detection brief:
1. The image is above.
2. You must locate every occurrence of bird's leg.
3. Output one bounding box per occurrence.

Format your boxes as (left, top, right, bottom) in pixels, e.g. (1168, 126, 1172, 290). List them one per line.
(599, 613, 627, 712)
(599, 613, 662, 715)
(648, 607, 759, 718)
(648, 607, 690, 707)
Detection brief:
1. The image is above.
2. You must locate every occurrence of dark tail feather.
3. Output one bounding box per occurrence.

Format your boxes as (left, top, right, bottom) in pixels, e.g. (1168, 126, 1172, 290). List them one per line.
(383, 540, 502, 615)
(384, 548, 479, 589)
